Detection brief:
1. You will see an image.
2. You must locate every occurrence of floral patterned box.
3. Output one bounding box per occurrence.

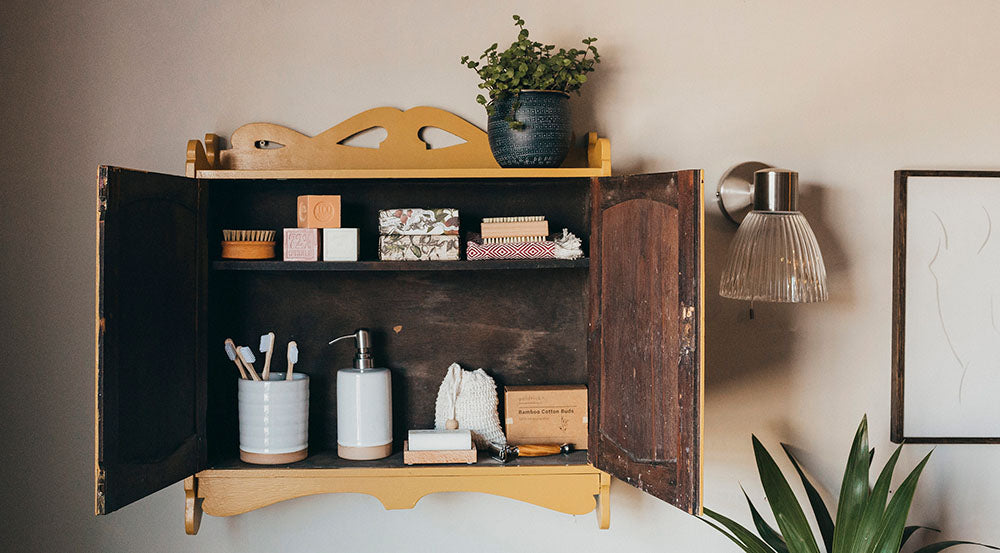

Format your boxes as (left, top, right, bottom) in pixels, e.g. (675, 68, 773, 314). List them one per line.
(378, 208, 459, 235)
(379, 234, 460, 261)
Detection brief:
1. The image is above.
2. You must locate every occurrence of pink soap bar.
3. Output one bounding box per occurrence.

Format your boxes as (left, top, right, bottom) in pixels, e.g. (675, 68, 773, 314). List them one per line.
(283, 228, 319, 261)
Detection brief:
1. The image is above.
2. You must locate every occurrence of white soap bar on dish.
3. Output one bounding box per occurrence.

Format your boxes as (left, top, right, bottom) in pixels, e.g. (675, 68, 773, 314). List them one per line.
(408, 429, 473, 451)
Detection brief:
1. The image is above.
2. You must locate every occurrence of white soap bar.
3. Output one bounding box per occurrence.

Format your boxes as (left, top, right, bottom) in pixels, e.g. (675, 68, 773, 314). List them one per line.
(323, 228, 359, 261)
(408, 429, 472, 451)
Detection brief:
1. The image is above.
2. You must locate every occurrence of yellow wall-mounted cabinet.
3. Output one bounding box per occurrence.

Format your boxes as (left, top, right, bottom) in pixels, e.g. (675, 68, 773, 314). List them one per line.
(95, 108, 703, 534)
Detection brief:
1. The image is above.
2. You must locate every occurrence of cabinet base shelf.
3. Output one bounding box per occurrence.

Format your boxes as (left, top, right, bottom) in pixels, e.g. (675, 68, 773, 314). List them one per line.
(184, 461, 610, 535)
(212, 258, 590, 271)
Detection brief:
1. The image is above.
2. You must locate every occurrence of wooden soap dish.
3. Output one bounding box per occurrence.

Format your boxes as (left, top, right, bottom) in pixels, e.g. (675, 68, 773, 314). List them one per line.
(402, 441, 477, 465)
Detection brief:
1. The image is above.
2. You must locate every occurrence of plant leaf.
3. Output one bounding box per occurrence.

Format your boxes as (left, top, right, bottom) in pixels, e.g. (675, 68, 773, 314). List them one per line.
(869, 452, 932, 553)
(852, 445, 902, 553)
(902, 526, 940, 547)
(912, 541, 1000, 553)
(705, 507, 780, 553)
(753, 436, 821, 553)
(699, 515, 758, 553)
(743, 487, 789, 553)
(782, 444, 836, 553)
(832, 416, 871, 553)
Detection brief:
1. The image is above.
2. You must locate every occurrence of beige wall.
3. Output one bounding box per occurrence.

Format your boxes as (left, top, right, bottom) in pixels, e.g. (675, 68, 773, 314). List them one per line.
(2, 0, 999, 550)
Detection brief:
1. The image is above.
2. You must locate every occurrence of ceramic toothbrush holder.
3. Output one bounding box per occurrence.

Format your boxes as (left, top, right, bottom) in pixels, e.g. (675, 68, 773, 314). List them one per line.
(238, 373, 309, 464)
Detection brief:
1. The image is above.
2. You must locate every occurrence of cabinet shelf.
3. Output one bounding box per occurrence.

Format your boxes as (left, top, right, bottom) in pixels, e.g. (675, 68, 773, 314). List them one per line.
(188, 452, 609, 534)
(212, 258, 590, 272)
(208, 449, 591, 470)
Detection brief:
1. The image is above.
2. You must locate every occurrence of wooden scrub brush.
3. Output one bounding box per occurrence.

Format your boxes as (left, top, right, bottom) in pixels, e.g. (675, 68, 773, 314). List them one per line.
(221, 229, 276, 259)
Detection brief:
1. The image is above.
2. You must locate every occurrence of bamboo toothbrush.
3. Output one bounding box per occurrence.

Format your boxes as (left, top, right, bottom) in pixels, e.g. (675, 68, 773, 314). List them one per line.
(286, 341, 298, 381)
(224, 339, 248, 380)
(237, 346, 262, 381)
(259, 332, 275, 380)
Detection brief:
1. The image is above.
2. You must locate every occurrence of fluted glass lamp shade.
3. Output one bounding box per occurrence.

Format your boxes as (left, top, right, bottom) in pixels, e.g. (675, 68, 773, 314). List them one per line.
(719, 168, 828, 303)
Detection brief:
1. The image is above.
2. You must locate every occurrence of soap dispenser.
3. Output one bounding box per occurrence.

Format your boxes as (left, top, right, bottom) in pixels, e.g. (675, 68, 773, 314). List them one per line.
(329, 329, 392, 460)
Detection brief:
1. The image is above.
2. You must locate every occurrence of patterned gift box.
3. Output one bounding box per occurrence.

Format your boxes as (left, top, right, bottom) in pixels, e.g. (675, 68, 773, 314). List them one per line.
(379, 234, 460, 261)
(467, 239, 556, 260)
(378, 208, 459, 235)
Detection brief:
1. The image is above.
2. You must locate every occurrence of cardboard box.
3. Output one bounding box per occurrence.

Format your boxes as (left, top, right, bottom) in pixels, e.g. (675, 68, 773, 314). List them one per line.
(283, 228, 319, 261)
(378, 234, 459, 261)
(297, 195, 342, 228)
(323, 228, 359, 261)
(504, 385, 588, 449)
(378, 208, 459, 235)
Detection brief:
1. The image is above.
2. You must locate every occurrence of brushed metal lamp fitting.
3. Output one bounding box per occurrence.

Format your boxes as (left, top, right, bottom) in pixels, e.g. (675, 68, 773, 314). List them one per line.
(717, 162, 828, 305)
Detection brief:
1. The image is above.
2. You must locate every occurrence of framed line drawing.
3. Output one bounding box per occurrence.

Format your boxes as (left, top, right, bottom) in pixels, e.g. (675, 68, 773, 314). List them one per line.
(892, 170, 1000, 443)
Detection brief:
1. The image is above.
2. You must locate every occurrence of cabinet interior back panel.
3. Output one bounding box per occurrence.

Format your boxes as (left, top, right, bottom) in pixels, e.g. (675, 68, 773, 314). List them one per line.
(207, 269, 588, 460)
(206, 178, 590, 261)
(204, 178, 591, 462)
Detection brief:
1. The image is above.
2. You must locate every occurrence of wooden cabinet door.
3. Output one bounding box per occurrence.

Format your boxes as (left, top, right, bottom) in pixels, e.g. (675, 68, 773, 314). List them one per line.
(95, 166, 207, 514)
(588, 170, 703, 514)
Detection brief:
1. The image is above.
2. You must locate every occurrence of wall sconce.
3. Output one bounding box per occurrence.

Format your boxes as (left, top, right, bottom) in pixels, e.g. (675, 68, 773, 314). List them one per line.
(717, 163, 828, 305)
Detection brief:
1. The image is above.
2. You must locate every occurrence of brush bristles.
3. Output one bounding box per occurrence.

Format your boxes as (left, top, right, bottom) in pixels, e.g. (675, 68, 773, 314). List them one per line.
(481, 216, 544, 223)
(223, 229, 276, 242)
(239, 346, 256, 364)
(483, 236, 547, 244)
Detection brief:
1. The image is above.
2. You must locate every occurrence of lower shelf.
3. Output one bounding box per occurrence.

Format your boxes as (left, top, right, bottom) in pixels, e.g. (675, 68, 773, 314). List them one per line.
(184, 451, 610, 534)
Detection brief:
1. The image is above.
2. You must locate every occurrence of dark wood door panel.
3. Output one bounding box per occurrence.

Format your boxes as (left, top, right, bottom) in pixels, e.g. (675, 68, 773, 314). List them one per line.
(96, 166, 206, 514)
(588, 170, 702, 514)
(598, 200, 679, 462)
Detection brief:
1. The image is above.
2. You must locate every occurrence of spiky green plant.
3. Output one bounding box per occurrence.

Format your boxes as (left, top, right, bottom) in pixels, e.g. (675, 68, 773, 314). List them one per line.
(702, 416, 996, 553)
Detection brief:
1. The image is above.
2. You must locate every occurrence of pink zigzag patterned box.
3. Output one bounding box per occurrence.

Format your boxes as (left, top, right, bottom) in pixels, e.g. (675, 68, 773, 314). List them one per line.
(466, 237, 556, 260)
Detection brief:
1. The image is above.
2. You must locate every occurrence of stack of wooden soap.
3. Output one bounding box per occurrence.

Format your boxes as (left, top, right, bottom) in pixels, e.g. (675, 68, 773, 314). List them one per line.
(284, 195, 359, 262)
(467, 216, 556, 260)
(378, 208, 460, 261)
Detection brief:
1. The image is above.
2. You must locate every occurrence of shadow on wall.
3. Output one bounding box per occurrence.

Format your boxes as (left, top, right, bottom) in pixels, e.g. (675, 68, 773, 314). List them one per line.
(704, 178, 850, 392)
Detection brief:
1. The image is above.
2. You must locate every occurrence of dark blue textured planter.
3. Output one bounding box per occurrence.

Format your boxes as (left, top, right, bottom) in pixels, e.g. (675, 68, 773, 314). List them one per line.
(487, 90, 571, 168)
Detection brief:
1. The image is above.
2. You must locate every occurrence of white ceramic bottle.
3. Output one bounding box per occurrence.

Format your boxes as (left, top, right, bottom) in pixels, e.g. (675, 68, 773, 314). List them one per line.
(330, 329, 392, 460)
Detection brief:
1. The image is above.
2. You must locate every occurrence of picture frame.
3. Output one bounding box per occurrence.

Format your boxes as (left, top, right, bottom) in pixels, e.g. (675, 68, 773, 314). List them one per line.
(892, 170, 1000, 444)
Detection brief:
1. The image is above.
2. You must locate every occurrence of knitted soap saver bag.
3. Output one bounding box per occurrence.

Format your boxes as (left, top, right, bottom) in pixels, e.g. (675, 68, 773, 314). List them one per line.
(434, 363, 506, 448)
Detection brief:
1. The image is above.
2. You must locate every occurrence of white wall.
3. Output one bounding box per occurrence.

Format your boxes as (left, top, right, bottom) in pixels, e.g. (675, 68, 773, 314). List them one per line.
(2, 0, 999, 551)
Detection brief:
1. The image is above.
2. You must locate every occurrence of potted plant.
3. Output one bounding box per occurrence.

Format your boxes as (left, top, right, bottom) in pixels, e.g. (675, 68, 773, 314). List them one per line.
(461, 15, 600, 168)
(702, 416, 997, 553)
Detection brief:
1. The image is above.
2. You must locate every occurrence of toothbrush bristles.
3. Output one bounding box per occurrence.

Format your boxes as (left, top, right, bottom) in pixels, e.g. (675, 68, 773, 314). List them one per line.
(239, 346, 256, 364)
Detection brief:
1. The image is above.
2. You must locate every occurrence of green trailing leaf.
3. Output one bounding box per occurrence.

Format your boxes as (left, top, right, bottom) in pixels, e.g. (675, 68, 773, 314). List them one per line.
(902, 526, 940, 547)
(781, 444, 836, 553)
(832, 416, 871, 553)
(851, 445, 902, 553)
(753, 436, 821, 553)
(705, 507, 780, 553)
(911, 541, 1000, 553)
(869, 452, 932, 553)
(743, 487, 789, 553)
